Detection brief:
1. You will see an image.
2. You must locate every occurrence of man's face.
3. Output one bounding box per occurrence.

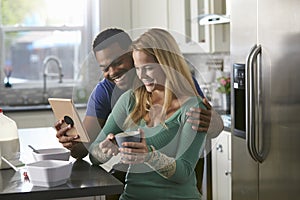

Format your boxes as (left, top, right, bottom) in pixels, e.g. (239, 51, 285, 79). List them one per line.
(95, 42, 134, 90)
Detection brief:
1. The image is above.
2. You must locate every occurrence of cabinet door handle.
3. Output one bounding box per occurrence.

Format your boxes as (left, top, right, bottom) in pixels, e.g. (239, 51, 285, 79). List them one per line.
(225, 171, 231, 176)
(216, 144, 223, 152)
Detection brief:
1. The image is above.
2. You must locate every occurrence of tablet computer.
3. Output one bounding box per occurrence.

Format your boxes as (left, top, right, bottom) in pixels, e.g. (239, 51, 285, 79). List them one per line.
(48, 98, 90, 143)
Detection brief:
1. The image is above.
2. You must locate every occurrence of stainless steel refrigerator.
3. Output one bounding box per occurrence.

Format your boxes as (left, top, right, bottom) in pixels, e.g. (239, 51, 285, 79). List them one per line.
(230, 0, 300, 199)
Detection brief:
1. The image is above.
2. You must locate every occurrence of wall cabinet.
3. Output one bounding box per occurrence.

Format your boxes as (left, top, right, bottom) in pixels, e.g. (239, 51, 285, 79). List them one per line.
(99, 0, 132, 31)
(131, 0, 168, 29)
(170, 0, 230, 53)
(99, 0, 230, 53)
(211, 130, 231, 200)
(131, 0, 229, 53)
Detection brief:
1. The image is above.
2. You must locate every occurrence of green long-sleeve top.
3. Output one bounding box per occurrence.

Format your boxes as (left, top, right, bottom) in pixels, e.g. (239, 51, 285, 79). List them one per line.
(89, 90, 207, 200)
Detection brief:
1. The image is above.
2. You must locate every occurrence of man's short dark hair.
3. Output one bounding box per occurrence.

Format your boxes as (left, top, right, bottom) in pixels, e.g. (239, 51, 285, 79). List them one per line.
(92, 28, 132, 54)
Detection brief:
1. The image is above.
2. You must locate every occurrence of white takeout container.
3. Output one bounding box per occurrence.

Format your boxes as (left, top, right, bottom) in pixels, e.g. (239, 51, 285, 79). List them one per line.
(32, 148, 70, 161)
(26, 160, 72, 187)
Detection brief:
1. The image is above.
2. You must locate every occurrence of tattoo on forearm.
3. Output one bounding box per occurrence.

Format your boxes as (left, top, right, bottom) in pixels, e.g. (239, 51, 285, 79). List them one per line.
(91, 146, 112, 163)
(145, 149, 176, 179)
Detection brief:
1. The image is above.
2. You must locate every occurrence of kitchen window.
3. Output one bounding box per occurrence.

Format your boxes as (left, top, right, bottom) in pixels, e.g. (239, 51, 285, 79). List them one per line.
(0, 0, 99, 106)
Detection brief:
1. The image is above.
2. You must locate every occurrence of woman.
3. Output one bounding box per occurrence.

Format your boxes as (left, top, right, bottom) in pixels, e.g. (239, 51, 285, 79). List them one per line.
(89, 28, 207, 200)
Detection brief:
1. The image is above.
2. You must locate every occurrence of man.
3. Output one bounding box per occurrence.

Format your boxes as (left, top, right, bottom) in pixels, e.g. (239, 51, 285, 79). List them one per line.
(56, 28, 222, 158)
(55, 28, 223, 199)
(56, 29, 135, 159)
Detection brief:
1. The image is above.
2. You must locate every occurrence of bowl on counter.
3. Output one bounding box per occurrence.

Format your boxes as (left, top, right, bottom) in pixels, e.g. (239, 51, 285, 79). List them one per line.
(32, 148, 70, 161)
(26, 160, 72, 187)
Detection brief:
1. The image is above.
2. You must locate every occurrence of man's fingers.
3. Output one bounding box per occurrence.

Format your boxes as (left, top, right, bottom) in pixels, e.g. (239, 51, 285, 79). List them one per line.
(56, 125, 72, 138)
(202, 98, 212, 110)
(188, 107, 210, 117)
(187, 118, 209, 128)
(58, 134, 75, 143)
(62, 141, 74, 149)
(185, 99, 213, 133)
(187, 110, 210, 120)
(56, 134, 79, 150)
(54, 119, 64, 130)
(187, 118, 210, 132)
(192, 126, 208, 132)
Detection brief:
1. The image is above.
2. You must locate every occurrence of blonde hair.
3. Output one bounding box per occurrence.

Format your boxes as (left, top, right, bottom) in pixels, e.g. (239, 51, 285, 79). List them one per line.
(124, 28, 199, 128)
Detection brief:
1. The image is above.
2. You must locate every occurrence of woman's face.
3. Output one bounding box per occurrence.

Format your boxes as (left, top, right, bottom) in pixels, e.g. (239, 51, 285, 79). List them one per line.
(133, 50, 166, 92)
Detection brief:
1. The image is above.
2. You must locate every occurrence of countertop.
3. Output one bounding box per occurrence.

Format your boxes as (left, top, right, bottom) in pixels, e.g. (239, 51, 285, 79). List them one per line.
(220, 114, 231, 132)
(0, 160, 123, 199)
(215, 108, 231, 132)
(0, 127, 124, 199)
(2, 105, 231, 131)
(1, 103, 87, 112)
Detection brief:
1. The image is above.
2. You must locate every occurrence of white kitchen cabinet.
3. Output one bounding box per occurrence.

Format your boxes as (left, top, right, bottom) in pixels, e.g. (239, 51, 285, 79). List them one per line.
(131, 0, 168, 29)
(99, 0, 132, 31)
(133, 0, 230, 53)
(212, 130, 231, 200)
(168, 0, 210, 53)
(99, 0, 229, 53)
(186, 0, 230, 53)
(129, 0, 169, 40)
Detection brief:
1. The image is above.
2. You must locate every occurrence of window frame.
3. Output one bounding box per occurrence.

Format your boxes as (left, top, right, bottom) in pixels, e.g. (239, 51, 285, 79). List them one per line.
(0, 0, 98, 88)
(0, 0, 100, 106)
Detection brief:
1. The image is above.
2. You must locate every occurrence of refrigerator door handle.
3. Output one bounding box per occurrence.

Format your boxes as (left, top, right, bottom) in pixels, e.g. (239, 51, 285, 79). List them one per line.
(247, 45, 264, 163)
(246, 44, 258, 161)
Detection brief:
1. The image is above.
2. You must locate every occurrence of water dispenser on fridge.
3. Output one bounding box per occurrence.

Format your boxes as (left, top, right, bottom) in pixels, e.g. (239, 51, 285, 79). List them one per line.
(233, 63, 245, 138)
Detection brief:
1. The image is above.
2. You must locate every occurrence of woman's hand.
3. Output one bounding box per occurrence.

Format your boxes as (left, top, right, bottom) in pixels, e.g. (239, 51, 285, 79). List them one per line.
(119, 129, 149, 164)
(99, 133, 119, 156)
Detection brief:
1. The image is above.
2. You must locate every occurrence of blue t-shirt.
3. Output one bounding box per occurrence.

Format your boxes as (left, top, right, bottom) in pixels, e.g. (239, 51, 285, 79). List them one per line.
(86, 78, 122, 119)
(86, 77, 204, 120)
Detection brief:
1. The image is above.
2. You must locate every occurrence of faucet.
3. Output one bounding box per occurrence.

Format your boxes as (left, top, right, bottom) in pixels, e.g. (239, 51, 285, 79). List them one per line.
(43, 56, 63, 101)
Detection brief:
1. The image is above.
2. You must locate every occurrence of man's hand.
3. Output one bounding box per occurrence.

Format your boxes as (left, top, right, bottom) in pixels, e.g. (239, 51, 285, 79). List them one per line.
(186, 98, 212, 132)
(55, 119, 79, 150)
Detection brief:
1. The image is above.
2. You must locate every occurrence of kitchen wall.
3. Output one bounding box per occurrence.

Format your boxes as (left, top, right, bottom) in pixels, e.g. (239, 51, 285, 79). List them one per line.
(98, 0, 231, 107)
(1, 0, 230, 108)
(185, 52, 231, 82)
(0, 86, 73, 106)
(0, 51, 101, 106)
(185, 52, 230, 108)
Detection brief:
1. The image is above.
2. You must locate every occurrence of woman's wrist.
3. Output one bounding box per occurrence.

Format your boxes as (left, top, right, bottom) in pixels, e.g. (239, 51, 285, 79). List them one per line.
(144, 145, 155, 162)
(144, 146, 176, 179)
